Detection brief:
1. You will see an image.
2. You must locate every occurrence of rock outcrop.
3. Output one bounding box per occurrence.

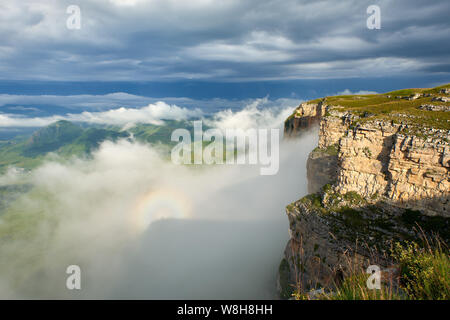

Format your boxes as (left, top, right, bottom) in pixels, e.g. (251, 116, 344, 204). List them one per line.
(284, 100, 326, 138)
(418, 104, 450, 112)
(306, 147, 338, 193)
(278, 85, 450, 298)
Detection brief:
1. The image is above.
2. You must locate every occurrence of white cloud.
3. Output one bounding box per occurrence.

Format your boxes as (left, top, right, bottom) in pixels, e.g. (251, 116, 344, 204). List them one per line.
(336, 89, 378, 96)
(0, 113, 63, 127)
(0, 94, 301, 128)
(204, 97, 295, 131)
(0, 128, 318, 298)
(0, 101, 203, 127)
(185, 31, 297, 63)
(71, 101, 203, 125)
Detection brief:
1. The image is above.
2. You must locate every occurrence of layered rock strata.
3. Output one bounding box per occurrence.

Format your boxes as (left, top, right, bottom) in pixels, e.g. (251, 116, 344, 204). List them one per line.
(278, 89, 450, 298)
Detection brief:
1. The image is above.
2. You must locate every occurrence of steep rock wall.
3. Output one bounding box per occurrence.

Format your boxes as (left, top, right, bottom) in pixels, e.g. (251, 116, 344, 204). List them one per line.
(279, 95, 450, 298)
(284, 101, 326, 138)
(287, 104, 449, 217)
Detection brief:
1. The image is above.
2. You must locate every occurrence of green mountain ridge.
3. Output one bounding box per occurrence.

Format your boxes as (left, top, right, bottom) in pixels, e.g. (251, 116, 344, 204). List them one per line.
(24, 120, 84, 156)
(0, 120, 198, 173)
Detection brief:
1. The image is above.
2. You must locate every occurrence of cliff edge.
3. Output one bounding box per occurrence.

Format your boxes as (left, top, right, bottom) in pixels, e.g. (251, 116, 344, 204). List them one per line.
(279, 84, 450, 298)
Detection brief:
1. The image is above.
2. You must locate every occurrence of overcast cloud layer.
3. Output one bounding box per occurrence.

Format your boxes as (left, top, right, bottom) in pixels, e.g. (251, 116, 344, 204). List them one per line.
(1, 0, 449, 82)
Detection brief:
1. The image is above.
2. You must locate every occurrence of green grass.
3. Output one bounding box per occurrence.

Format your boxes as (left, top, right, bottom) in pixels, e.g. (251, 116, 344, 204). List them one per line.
(0, 140, 45, 173)
(295, 84, 450, 131)
(325, 273, 404, 300)
(291, 236, 449, 300)
(289, 185, 450, 300)
(298, 193, 323, 209)
(313, 144, 339, 156)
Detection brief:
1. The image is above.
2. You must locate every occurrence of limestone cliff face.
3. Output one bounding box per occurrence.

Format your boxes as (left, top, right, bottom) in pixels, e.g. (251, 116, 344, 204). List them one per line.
(319, 110, 449, 216)
(278, 90, 450, 298)
(287, 104, 449, 216)
(284, 101, 326, 138)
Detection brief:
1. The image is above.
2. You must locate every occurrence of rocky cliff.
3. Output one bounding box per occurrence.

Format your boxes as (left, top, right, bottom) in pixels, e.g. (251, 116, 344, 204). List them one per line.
(278, 85, 450, 298)
(284, 101, 325, 138)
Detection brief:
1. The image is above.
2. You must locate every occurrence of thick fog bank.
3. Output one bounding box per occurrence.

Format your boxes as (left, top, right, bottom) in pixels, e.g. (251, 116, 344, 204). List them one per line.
(0, 125, 317, 299)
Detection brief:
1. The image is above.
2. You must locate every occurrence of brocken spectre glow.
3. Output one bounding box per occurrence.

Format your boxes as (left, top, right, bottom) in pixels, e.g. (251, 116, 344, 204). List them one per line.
(130, 189, 192, 233)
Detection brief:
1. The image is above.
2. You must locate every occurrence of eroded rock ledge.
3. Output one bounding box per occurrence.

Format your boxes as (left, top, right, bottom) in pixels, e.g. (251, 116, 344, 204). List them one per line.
(284, 100, 326, 138)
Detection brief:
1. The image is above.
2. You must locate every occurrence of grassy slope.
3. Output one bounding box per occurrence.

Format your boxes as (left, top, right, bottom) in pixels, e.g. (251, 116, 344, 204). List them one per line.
(299, 84, 450, 131)
(0, 139, 45, 171)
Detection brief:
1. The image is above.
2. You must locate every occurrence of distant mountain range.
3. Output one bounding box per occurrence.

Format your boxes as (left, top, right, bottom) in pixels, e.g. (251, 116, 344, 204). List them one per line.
(0, 120, 196, 173)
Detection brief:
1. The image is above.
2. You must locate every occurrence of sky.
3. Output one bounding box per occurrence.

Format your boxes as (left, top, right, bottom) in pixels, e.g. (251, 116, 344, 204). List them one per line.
(0, 0, 449, 112)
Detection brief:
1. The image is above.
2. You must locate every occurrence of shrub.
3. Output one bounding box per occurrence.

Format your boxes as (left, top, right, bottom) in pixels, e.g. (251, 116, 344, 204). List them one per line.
(392, 240, 449, 300)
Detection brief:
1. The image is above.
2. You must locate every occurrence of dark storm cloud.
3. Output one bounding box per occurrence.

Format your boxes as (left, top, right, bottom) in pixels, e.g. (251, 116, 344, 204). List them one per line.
(0, 0, 449, 81)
